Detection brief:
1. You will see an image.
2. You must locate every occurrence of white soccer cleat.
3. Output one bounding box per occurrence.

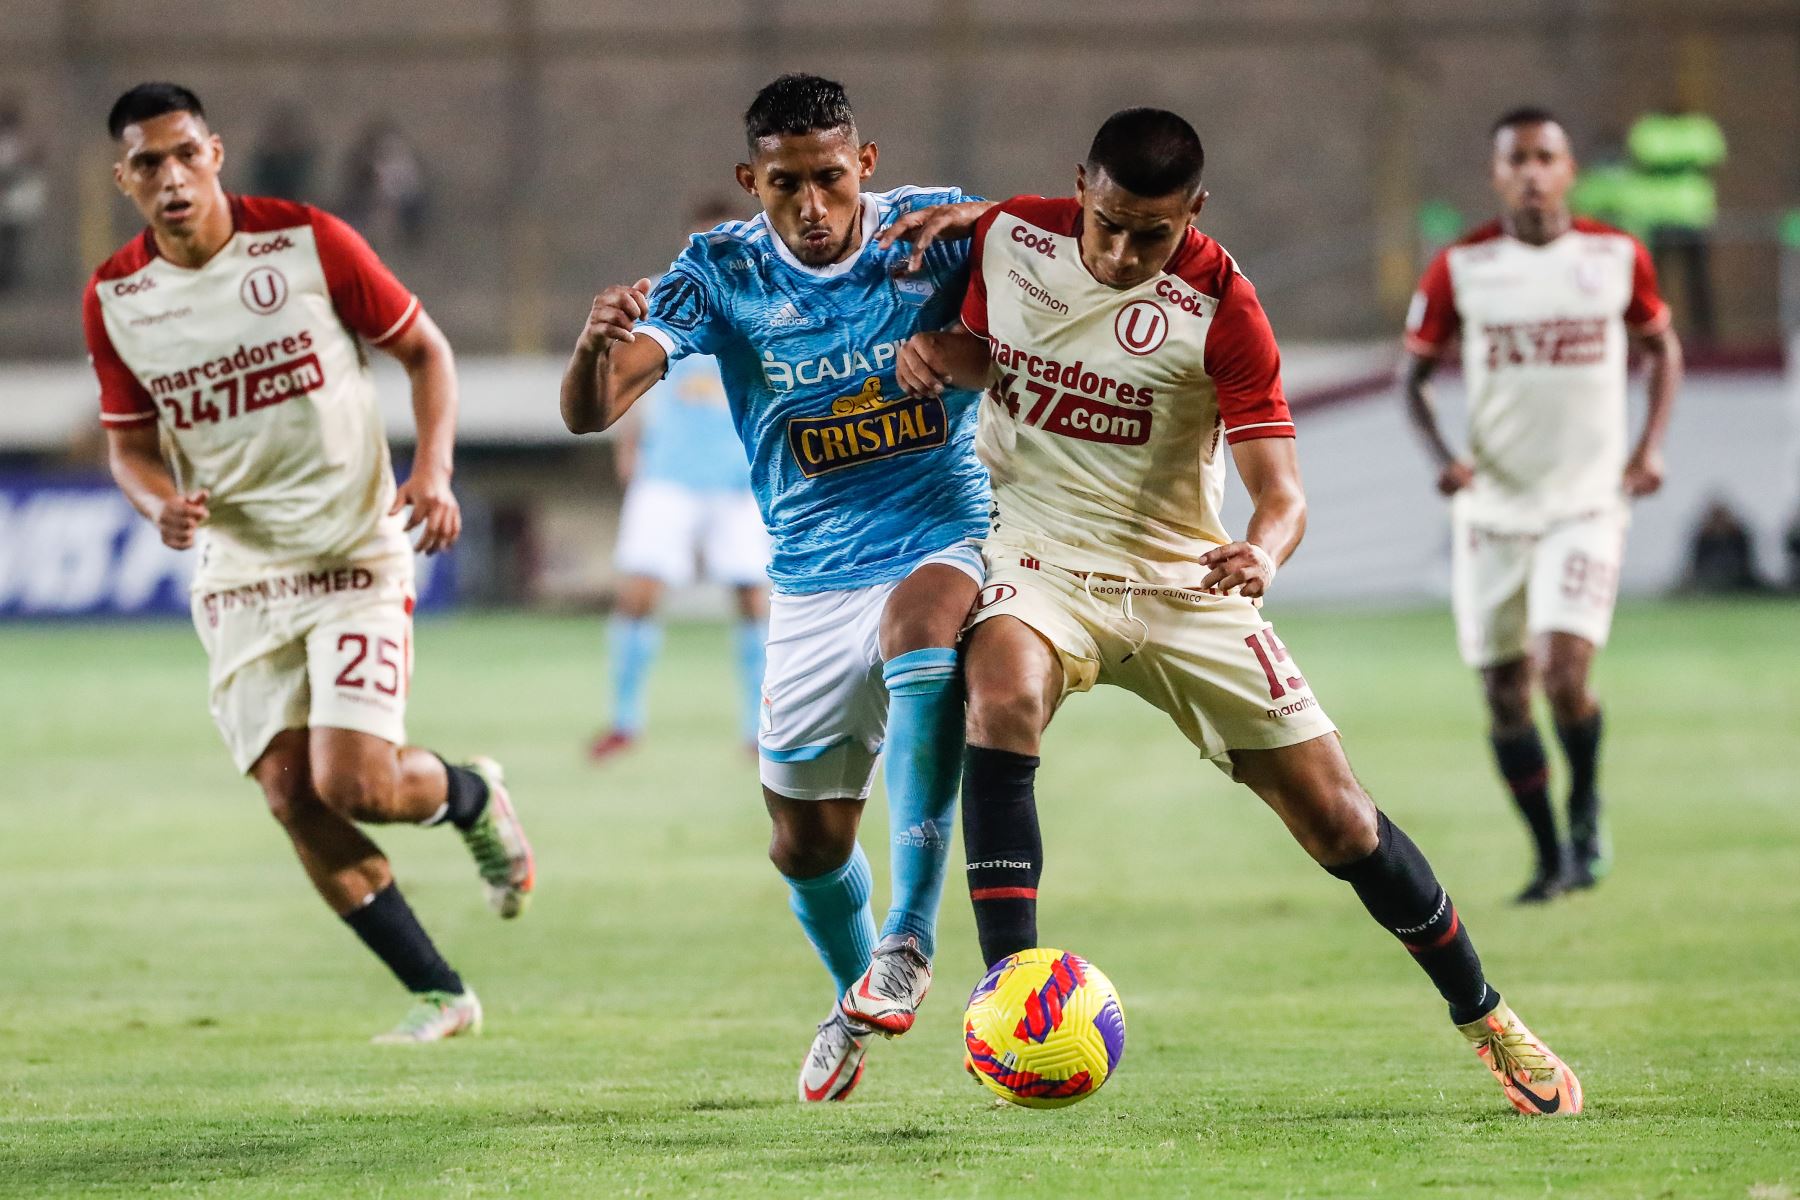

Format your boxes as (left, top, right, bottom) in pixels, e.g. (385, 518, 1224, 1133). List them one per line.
(460, 756, 535, 919)
(371, 989, 483, 1044)
(798, 1009, 873, 1102)
(839, 932, 933, 1036)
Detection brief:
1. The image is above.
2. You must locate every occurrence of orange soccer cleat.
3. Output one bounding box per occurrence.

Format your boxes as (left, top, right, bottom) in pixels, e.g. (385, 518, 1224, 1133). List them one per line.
(1458, 999, 1584, 1116)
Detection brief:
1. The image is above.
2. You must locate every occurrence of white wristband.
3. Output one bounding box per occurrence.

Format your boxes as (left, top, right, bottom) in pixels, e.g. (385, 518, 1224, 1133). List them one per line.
(1247, 542, 1277, 591)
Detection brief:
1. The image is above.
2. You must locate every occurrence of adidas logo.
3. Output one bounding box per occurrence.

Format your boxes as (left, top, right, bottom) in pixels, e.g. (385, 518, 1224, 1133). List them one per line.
(768, 301, 808, 328)
(894, 820, 947, 850)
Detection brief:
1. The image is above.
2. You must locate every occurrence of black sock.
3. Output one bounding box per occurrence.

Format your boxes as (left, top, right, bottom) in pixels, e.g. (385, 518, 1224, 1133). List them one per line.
(342, 883, 465, 995)
(1326, 812, 1496, 1025)
(962, 744, 1043, 968)
(435, 755, 490, 831)
(1488, 727, 1562, 872)
(1555, 710, 1604, 845)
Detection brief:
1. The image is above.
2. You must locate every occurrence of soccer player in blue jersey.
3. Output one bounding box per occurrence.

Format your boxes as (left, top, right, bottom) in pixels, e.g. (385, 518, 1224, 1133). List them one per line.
(560, 74, 993, 1101)
(591, 200, 771, 761)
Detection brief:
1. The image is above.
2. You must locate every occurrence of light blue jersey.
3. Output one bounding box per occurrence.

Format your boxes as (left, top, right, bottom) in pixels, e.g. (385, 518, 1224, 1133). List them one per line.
(637, 186, 990, 595)
(636, 354, 751, 493)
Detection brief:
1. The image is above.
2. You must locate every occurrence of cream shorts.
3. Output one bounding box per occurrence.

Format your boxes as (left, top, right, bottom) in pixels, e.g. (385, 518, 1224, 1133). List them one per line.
(191, 562, 414, 772)
(1451, 507, 1628, 668)
(966, 545, 1338, 772)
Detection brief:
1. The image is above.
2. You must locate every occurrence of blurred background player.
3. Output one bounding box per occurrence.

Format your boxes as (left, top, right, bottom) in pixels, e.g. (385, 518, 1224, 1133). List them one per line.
(590, 199, 771, 761)
(1403, 107, 1682, 903)
(83, 84, 534, 1042)
(890, 107, 1583, 1117)
(561, 74, 990, 1102)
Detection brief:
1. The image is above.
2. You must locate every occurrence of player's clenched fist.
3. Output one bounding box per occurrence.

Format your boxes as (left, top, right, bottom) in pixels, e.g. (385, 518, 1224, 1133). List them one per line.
(155, 489, 209, 550)
(1198, 540, 1277, 598)
(578, 279, 654, 354)
(897, 330, 992, 398)
(1436, 459, 1475, 496)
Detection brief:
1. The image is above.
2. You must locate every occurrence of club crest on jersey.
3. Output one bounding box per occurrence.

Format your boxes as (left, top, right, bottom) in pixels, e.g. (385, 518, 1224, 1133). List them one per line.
(240, 266, 288, 316)
(785, 376, 947, 478)
(1114, 300, 1167, 355)
(893, 277, 935, 306)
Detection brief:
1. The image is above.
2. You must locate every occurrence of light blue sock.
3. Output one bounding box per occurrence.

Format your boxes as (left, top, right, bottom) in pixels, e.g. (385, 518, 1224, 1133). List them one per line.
(607, 616, 662, 735)
(784, 842, 879, 998)
(878, 647, 963, 959)
(735, 618, 767, 743)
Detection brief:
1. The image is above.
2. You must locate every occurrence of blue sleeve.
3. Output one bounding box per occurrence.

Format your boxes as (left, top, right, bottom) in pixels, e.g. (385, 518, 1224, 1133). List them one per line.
(639, 239, 733, 362)
(909, 189, 977, 332)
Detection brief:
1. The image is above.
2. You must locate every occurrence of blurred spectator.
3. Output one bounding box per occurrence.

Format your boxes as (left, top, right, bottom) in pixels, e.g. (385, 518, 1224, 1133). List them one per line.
(249, 102, 318, 202)
(1683, 499, 1764, 594)
(1628, 107, 1726, 344)
(0, 96, 48, 293)
(1570, 132, 1649, 238)
(340, 119, 429, 251)
(1785, 508, 1800, 592)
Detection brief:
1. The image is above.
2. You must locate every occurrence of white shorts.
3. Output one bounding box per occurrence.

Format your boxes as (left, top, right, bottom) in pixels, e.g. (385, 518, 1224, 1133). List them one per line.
(758, 539, 986, 801)
(615, 478, 770, 588)
(966, 545, 1338, 774)
(191, 562, 415, 773)
(1451, 506, 1628, 668)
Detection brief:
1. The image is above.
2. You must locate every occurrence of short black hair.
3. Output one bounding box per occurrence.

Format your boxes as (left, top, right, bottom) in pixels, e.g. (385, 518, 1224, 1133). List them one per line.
(108, 82, 206, 140)
(1491, 105, 1560, 138)
(1084, 107, 1205, 199)
(744, 74, 856, 153)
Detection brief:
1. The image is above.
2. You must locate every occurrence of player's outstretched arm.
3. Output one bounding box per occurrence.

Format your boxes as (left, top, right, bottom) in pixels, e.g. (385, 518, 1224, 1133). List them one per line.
(1199, 437, 1307, 599)
(379, 311, 462, 554)
(1402, 353, 1474, 496)
(896, 329, 993, 397)
(876, 201, 997, 276)
(561, 280, 668, 435)
(106, 424, 209, 550)
(1624, 324, 1682, 498)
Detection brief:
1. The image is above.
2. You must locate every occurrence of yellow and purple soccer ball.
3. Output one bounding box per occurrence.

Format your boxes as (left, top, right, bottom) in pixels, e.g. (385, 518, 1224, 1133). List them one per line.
(963, 947, 1126, 1108)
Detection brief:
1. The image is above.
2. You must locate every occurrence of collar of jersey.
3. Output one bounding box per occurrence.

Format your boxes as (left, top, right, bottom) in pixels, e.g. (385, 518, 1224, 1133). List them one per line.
(763, 194, 881, 280)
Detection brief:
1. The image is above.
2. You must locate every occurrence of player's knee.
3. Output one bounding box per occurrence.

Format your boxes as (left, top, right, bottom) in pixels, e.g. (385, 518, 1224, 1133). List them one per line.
(768, 828, 853, 880)
(1294, 787, 1380, 865)
(311, 761, 394, 820)
(1542, 670, 1592, 724)
(1480, 673, 1533, 732)
(259, 775, 321, 829)
(965, 677, 1049, 751)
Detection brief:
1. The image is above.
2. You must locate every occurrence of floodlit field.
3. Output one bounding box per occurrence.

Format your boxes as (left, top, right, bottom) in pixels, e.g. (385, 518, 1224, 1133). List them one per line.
(3, 603, 1796, 1197)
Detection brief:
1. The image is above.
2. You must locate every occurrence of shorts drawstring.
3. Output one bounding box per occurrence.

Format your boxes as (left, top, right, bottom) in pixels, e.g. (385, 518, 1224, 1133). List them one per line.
(1081, 572, 1151, 664)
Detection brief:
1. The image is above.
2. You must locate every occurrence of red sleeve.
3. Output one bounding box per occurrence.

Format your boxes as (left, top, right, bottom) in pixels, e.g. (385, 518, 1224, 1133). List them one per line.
(1206, 275, 1293, 443)
(1625, 237, 1672, 335)
(1403, 249, 1459, 357)
(82, 278, 157, 426)
(958, 203, 1005, 339)
(309, 208, 421, 344)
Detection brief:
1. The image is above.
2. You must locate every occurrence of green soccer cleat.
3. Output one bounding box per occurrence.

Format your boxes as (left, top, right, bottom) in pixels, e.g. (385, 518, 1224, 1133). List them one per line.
(459, 756, 535, 919)
(1568, 816, 1611, 890)
(372, 989, 483, 1044)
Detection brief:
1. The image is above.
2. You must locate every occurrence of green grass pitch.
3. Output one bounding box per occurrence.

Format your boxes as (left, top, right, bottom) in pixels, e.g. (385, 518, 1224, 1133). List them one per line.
(3, 601, 1797, 1197)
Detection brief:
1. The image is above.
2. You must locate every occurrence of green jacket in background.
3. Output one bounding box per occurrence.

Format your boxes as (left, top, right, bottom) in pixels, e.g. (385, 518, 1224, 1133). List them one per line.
(1626, 112, 1727, 230)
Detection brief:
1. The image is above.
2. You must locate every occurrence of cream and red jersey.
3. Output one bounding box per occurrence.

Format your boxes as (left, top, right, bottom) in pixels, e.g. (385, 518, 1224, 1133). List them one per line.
(1405, 218, 1671, 532)
(962, 195, 1292, 584)
(82, 194, 421, 588)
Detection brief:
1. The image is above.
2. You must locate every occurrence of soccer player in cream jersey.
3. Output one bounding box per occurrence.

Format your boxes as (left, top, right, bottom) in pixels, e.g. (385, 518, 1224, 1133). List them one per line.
(561, 75, 991, 1101)
(888, 108, 1583, 1116)
(83, 84, 534, 1043)
(1404, 108, 1681, 903)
